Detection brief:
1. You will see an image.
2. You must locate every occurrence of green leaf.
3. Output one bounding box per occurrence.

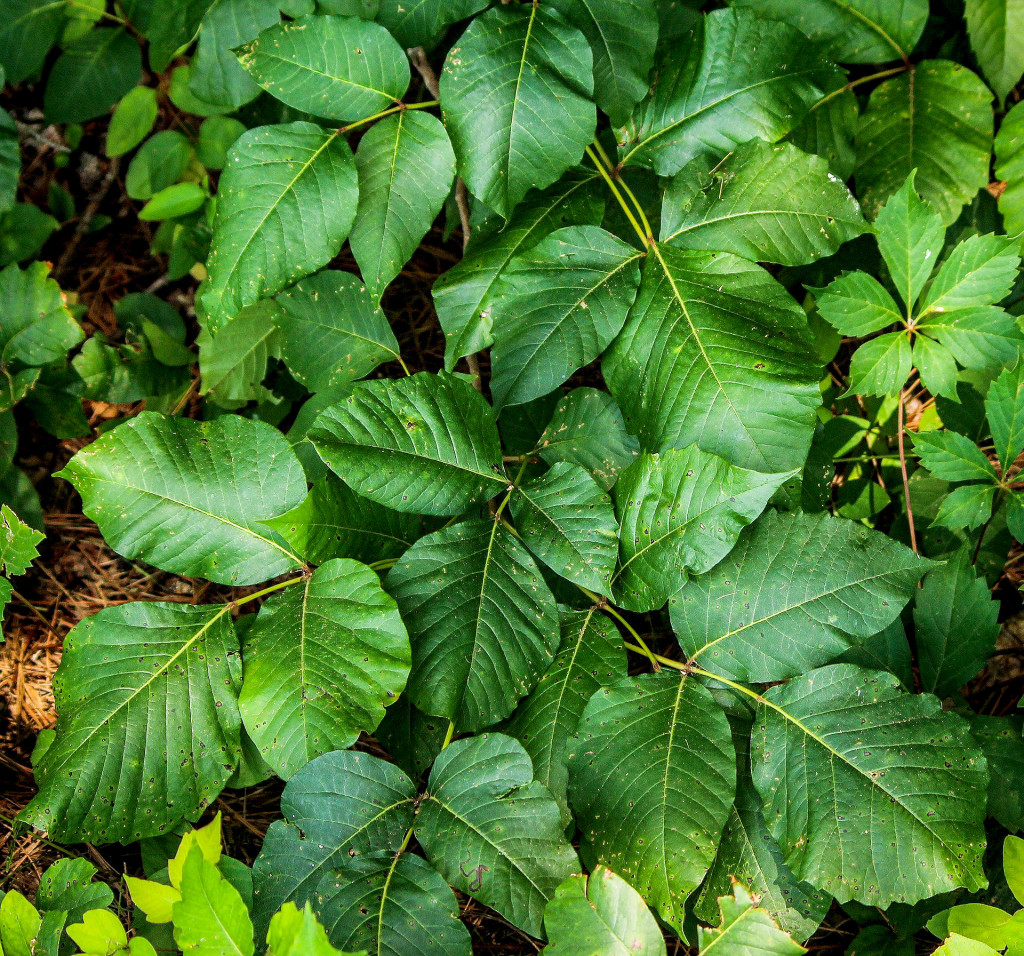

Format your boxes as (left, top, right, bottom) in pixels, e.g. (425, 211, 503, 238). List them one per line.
(604, 245, 821, 474)
(317, 853, 470, 956)
(847, 331, 911, 397)
(1006, 835, 1024, 905)
(238, 559, 410, 778)
(59, 412, 305, 586)
(198, 123, 358, 333)
(814, 271, 903, 336)
(661, 140, 867, 266)
(251, 751, 416, 939)
(726, 0, 928, 63)
(136, 0, 215, 73)
(933, 483, 996, 531)
(0, 107, 18, 215)
(855, 61, 994, 225)
(125, 130, 193, 201)
(416, 733, 580, 937)
(197, 116, 247, 170)
(265, 902, 349, 956)
(0, 891, 41, 956)
(310, 372, 506, 516)
(535, 387, 640, 490)
(964, 714, 1024, 832)
(36, 858, 114, 931)
(696, 731, 829, 942)
(545, 0, 659, 127)
(263, 474, 422, 567)
(913, 431, 997, 483)
(350, 111, 456, 299)
(619, 9, 837, 177)
(107, 86, 158, 158)
(200, 301, 280, 406)
(0, 0, 66, 84)
(751, 664, 989, 905)
(985, 361, 1024, 472)
(504, 607, 626, 823)
(935, 937, 1000, 955)
(543, 867, 667, 956)
(20, 602, 242, 843)
(238, 15, 409, 121)
(375, 698, 448, 782)
(568, 674, 736, 932)
(915, 548, 999, 696)
(913, 334, 960, 400)
(139, 182, 207, 221)
(490, 225, 643, 408)
(433, 169, 603, 368)
(612, 447, 792, 613)
(44, 28, 142, 123)
(173, 845, 255, 956)
(0, 262, 83, 368)
(672, 510, 931, 682)
(388, 518, 559, 730)
(787, 85, 858, 181)
(919, 234, 1020, 314)
(0, 504, 42, 578)
(190, 0, 279, 110)
(439, 4, 596, 218)
(375, 0, 488, 50)
(66, 908, 128, 955)
(917, 305, 1024, 373)
(965, 0, 1024, 102)
(873, 172, 945, 314)
(995, 100, 1024, 236)
(510, 463, 618, 593)
(697, 884, 806, 955)
(274, 271, 401, 391)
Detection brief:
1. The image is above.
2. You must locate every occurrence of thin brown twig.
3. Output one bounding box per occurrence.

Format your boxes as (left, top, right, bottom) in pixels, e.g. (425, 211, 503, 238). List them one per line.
(897, 389, 918, 554)
(54, 157, 121, 282)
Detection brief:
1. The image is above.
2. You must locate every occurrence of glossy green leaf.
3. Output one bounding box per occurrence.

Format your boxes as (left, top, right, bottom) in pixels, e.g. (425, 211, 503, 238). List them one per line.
(275, 271, 402, 391)
(619, 9, 837, 176)
(751, 664, 989, 905)
(504, 607, 626, 823)
(915, 549, 999, 697)
(535, 387, 640, 490)
(697, 884, 806, 955)
(197, 116, 247, 170)
(44, 28, 142, 123)
(920, 234, 1020, 314)
(814, 272, 903, 336)
(388, 518, 559, 730)
(913, 333, 960, 400)
(416, 733, 580, 937)
(173, 845, 254, 956)
(544, 867, 667, 956)
(661, 140, 867, 266)
(107, 86, 158, 158)
(199, 123, 358, 333)
(375, 0, 488, 49)
(350, 111, 455, 299)
(568, 674, 736, 932)
(672, 510, 931, 682)
(787, 85, 858, 181)
(984, 361, 1024, 472)
(913, 431, 997, 483)
(995, 99, 1024, 237)
(612, 447, 793, 612)
(727, 0, 928, 63)
(0, 0, 66, 83)
(873, 172, 945, 314)
(251, 750, 416, 938)
(855, 61, 993, 225)
(490, 225, 643, 408)
(433, 169, 603, 368)
(262, 474, 422, 567)
(604, 245, 821, 474)
(545, 0, 659, 126)
(238, 559, 410, 778)
(239, 15, 409, 121)
(199, 301, 280, 406)
(59, 412, 305, 586)
(847, 331, 911, 397)
(317, 853, 470, 956)
(0, 504, 43, 578)
(934, 482, 996, 531)
(917, 305, 1024, 373)
(310, 372, 506, 516)
(20, 602, 241, 844)
(265, 902, 350, 956)
(511, 463, 618, 593)
(35, 858, 114, 936)
(0, 262, 83, 368)
(966, 0, 1024, 102)
(66, 908, 128, 955)
(136, 0, 216, 73)
(439, 4, 596, 217)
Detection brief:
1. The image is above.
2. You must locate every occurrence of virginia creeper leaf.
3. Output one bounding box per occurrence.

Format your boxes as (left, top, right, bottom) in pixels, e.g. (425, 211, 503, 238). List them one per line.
(913, 431, 998, 483)
(985, 361, 1024, 472)
(919, 233, 1020, 314)
(813, 272, 903, 336)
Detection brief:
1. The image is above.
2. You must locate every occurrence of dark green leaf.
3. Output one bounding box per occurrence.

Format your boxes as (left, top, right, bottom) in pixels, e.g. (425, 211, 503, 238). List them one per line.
(199, 301, 280, 406)
(125, 130, 193, 201)
(965, 0, 1024, 101)
(0, 262, 83, 369)
(0, 0, 66, 83)
(375, 0, 488, 50)
(964, 713, 1024, 832)
(985, 361, 1024, 473)
(995, 99, 1024, 236)
(44, 28, 142, 123)
(933, 483, 996, 531)
(919, 234, 1019, 314)
(787, 85, 858, 181)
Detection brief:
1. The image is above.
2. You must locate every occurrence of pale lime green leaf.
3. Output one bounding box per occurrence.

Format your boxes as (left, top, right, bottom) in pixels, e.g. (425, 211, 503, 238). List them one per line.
(0, 504, 43, 577)
(173, 845, 254, 956)
(67, 909, 128, 955)
(265, 902, 350, 956)
(59, 413, 305, 585)
(1006, 835, 1024, 906)
(0, 891, 41, 956)
(439, 4, 596, 218)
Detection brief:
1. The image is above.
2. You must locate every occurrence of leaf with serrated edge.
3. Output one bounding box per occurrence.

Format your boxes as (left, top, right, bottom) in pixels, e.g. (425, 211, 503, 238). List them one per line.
(920, 234, 1020, 314)
(265, 902, 348, 956)
(751, 664, 989, 905)
(697, 883, 805, 955)
(604, 245, 821, 474)
(913, 431, 997, 483)
(20, 603, 242, 844)
(966, 0, 1024, 102)
(59, 412, 305, 586)
(387, 518, 559, 731)
(416, 733, 579, 937)
(310, 372, 506, 516)
(613, 447, 793, 613)
(238, 559, 410, 779)
(673, 511, 933, 682)
(568, 674, 736, 933)
(0, 261, 83, 368)
(986, 361, 1024, 472)
(813, 271, 903, 336)
(173, 845, 254, 956)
